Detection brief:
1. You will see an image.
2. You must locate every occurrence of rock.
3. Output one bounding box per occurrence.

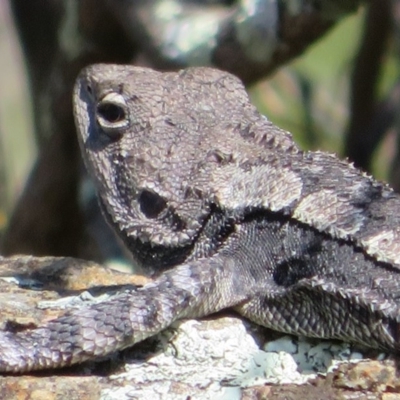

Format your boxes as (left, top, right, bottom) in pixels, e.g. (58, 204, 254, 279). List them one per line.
(0, 256, 398, 399)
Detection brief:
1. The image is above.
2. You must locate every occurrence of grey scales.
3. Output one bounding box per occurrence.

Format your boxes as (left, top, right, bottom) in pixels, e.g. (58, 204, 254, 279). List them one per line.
(1, 64, 400, 373)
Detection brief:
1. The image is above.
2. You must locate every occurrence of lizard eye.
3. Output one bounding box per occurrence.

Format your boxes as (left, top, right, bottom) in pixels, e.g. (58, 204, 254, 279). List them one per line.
(138, 190, 167, 218)
(97, 103, 125, 123)
(96, 92, 129, 137)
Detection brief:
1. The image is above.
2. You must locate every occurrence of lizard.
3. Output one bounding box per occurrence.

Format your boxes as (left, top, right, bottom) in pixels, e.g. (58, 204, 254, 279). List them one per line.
(1, 64, 400, 373)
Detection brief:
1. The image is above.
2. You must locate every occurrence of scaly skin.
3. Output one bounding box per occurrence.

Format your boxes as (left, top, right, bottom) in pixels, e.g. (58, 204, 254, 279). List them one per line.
(1, 65, 400, 372)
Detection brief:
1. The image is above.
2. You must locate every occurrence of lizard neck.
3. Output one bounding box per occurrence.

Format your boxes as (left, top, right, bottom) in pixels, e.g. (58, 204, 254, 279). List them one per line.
(98, 197, 194, 276)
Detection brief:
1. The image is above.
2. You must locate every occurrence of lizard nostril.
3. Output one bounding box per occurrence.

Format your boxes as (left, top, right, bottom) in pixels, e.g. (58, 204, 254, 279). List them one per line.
(138, 190, 167, 218)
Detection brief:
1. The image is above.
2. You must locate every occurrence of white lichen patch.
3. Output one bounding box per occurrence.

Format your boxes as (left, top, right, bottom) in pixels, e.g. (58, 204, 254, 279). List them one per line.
(271, 337, 364, 374)
(37, 290, 114, 310)
(101, 318, 377, 400)
(105, 318, 256, 400)
(232, 336, 365, 387)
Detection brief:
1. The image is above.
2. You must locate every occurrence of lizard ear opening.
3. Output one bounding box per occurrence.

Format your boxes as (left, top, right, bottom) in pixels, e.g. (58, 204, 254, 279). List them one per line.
(96, 92, 130, 137)
(138, 190, 168, 219)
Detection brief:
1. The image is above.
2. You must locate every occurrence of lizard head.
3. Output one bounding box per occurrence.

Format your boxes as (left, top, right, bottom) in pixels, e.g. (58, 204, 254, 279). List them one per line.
(73, 64, 256, 270)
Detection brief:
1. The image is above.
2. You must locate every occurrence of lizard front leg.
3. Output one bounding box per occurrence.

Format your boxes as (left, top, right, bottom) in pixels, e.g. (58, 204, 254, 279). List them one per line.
(0, 256, 249, 373)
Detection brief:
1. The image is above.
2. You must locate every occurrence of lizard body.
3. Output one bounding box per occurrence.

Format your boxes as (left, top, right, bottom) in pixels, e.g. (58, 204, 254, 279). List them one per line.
(1, 64, 400, 372)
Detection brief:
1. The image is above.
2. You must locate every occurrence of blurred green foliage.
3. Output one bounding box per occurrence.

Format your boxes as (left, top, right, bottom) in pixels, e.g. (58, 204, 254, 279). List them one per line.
(250, 9, 398, 180)
(0, 6, 398, 242)
(0, 3, 36, 240)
